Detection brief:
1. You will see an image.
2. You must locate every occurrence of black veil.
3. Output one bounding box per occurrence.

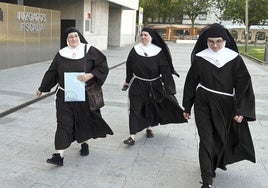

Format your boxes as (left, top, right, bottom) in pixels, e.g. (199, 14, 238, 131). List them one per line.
(191, 23, 238, 63)
(142, 27, 180, 77)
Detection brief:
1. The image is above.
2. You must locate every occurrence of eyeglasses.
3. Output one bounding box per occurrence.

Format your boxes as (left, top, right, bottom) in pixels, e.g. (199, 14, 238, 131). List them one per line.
(208, 39, 224, 45)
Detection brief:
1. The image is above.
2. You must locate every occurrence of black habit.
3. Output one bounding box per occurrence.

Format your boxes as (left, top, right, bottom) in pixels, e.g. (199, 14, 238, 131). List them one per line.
(183, 54, 256, 182)
(39, 46, 113, 150)
(126, 48, 187, 134)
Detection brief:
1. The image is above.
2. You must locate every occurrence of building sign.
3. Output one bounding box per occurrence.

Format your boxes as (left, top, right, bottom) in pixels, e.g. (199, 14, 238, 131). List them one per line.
(0, 8, 3, 21)
(17, 11, 47, 32)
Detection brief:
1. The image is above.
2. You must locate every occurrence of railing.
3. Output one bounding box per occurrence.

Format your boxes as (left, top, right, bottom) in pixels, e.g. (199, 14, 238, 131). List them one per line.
(0, 61, 126, 118)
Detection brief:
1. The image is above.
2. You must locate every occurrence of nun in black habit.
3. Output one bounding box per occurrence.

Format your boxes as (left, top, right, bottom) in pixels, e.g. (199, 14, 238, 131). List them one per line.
(122, 27, 187, 145)
(36, 27, 113, 166)
(182, 23, 256, 188)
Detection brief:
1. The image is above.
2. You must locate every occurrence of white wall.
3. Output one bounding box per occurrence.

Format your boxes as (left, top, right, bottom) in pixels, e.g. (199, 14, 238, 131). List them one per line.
(120, 10, 136, 46)
(84, 0, 109, 50)
(108, 6, 122, 47)
(107, 0, 139, 10)
(25, 0, 139, 50)
(83, 0, 137, 49)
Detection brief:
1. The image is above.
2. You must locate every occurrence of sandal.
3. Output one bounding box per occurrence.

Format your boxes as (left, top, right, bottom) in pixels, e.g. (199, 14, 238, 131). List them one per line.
(123, 137, 135, 145)
(146, 129, 154, 138)
(200, 180, 214, 188)
(200, 183, 213, 188)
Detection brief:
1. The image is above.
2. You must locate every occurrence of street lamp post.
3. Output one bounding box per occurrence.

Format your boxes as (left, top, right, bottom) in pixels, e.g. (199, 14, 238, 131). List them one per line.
(264, 36, 268, 62)
(245, 0, 248, 52)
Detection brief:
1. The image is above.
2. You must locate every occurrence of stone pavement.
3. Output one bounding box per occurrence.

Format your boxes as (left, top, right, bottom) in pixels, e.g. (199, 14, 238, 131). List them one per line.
(0, 43, 268, 188)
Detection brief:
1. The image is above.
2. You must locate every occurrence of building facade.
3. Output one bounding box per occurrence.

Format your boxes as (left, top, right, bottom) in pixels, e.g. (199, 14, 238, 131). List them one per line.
(0, 0, 139, 69)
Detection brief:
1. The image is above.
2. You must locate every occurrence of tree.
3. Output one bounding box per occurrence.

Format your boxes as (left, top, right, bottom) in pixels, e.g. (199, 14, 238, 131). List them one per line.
(139, 0, 213, 37)
(139, 0, 161, 24)
(215, 0, 268, 28)
(160, 0, 183, 40)
(160, 0, 183, 24)
(139, 0, 183, 25)
(180, 0, 213, 35)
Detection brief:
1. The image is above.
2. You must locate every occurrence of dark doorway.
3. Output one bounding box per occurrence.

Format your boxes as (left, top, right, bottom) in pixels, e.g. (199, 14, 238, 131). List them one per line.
(61, 19, 75, 48)
(0, 0, 17, 4)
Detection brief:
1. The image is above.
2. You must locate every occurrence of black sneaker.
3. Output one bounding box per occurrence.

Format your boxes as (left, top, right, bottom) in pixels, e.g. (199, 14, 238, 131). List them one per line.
(146, 129, 154, 138)
(80, 143, 89, 156)
(46, 153, 63, 166)
(123, 137, 135, 145)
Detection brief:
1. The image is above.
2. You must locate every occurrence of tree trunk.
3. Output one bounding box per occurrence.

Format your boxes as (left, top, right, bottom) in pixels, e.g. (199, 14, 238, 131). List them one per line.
(169, 19, 172, 41)
(191, 19, 195, 39)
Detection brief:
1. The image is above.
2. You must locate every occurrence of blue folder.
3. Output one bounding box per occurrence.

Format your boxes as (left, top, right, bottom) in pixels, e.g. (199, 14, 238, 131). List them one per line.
(64, 72, 85, 102)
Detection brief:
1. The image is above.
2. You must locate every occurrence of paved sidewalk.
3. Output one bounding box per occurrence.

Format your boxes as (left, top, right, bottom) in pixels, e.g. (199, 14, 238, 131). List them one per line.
(0, 43, 268, 188)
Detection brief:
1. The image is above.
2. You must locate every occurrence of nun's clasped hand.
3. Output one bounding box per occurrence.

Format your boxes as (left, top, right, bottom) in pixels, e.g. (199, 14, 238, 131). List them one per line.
(77, 73, 94, 82)
(233, 115, 244, 123)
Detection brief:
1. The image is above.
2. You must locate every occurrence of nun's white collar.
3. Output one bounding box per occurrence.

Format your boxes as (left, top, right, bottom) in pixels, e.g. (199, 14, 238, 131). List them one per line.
(134, 42, 161, 57)
(196, 43, 238, 68)
(59, 43, 90, 59)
